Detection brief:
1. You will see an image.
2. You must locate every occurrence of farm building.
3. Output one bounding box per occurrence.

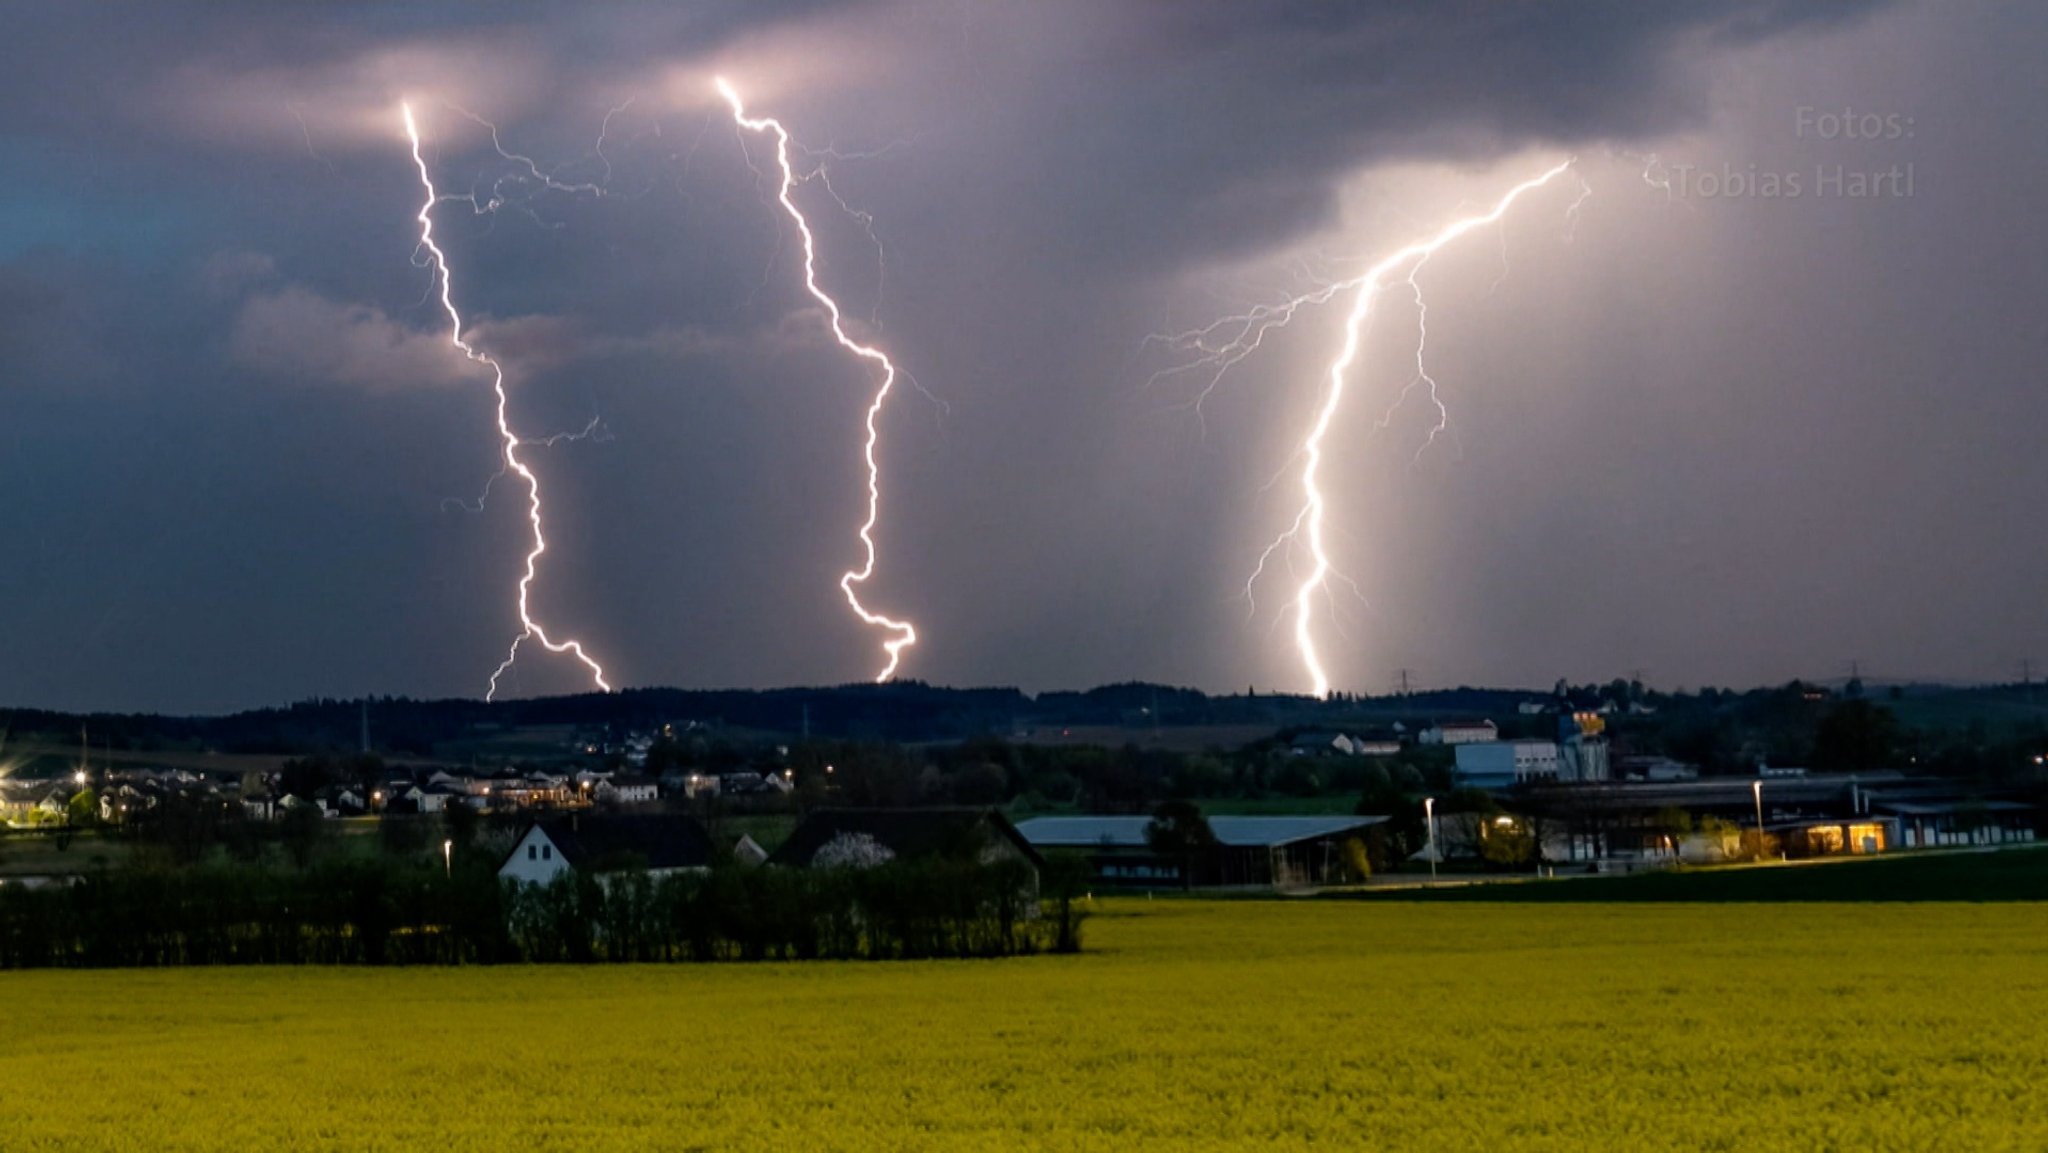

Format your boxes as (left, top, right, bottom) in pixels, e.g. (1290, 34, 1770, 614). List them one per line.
(1015, 815, 1387, 889)
(1507, 773, 2036, 866)
(1875, 799, 2036, 849)
(498, 813, 715, 886)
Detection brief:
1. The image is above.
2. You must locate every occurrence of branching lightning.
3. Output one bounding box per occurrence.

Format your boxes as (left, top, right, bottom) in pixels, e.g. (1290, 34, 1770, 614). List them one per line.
(403, 102, 612, 700)
(1153, 159, 1576, 698)
(716, 78, 918, 683)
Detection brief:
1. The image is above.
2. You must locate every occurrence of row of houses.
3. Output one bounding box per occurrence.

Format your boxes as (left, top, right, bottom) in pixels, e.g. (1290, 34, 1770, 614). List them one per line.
(497, 808, 1042, 887)
(496, 807, 1388, 895)
(2, 762, 685, 827)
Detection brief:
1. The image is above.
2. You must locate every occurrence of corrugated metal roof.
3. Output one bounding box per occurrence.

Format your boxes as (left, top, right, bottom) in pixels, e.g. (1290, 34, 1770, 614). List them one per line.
(1016, 814, 1385, 849)
(1875, 799, 2032, 816)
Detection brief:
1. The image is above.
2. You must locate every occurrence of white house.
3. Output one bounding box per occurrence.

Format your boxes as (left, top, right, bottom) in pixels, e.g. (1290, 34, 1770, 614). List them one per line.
(501, 823, 570, 886)
(498, 814, 716, 886)
(594, 776, 659, 805)
(400, 784, 465, 814)
(1420, 720, 1499, 746)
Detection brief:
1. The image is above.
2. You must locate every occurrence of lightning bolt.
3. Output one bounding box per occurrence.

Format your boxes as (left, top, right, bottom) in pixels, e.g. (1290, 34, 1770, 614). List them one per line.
(1156, 159, 1576, 698)
(717, 78, 918, 683)
(403, 102, 612, 700)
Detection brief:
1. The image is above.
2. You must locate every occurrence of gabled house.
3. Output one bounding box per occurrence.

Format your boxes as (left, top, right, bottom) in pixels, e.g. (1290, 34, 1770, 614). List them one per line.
(498, 814, 716, 886)
(240, 791, 277, 822)
(278, 793, 328, 818)
(595, 775, 659, 806)
(319, 786, 366, 817)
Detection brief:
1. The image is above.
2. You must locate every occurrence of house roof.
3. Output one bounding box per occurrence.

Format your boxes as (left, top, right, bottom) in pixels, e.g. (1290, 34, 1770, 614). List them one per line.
(1016, 814, 1387, 850)
(769, 808, 1043, 868)
(1518, 772, 1911, 813)
(1873, 799, 2032, 817)
(512, 814, 715, 872)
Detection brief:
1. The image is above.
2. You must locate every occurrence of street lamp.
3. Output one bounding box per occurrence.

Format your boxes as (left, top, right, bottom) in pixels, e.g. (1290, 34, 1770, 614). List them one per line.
(1752, 779, 1766, 862)
(442, 839, 453, 878)
(1423, 796, 1438, 882)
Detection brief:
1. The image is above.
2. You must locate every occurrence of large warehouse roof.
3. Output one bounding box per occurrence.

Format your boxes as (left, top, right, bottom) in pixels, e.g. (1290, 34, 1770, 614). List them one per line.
(1017, 814, 1385, 849)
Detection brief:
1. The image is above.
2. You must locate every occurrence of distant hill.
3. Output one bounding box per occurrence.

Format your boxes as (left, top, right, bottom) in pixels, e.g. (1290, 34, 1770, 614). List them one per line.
(2, 678, 2041, 766)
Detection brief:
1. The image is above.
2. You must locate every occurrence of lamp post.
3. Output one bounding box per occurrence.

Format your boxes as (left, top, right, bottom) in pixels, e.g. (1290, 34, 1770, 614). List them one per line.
(1423, 796, 1438, 882)
(1752, 779, 1766, 862)
(443, 839, 453, 879)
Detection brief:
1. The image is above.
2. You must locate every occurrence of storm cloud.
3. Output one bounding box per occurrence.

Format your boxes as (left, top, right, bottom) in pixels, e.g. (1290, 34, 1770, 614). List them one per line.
(2, 0, 2041, 711)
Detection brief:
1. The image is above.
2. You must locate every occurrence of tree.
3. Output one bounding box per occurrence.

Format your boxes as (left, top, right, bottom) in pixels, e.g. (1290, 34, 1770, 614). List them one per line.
(1813, 700, 1900, 773)
(1476, 815, 1535, 870)
(1697, 815, 1743, 861)
(1145, 801, 1217, 890)
(279, 805, 327, 869)
(1040, 855, 1091, 954)
(1650, 805, 1693, 860)
(378, 814, 430, 858)
(442, 797, 480, 850)
(949, 762, 1009, 806)
(67, 789, 97, 828)
(1339, 837, 1372, 884)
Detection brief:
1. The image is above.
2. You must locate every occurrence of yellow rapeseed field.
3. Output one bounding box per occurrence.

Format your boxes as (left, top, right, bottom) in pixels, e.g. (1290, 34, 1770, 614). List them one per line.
(2, 899, 2043, 1151)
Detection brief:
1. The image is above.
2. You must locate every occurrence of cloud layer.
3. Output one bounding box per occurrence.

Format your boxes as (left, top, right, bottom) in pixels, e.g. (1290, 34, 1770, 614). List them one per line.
(3, 0, 2044, 711)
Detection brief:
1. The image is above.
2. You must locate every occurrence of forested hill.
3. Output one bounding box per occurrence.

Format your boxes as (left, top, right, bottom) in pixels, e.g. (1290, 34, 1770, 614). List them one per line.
(3, 682, 1547, 756)
(4, 679, 2037, 763)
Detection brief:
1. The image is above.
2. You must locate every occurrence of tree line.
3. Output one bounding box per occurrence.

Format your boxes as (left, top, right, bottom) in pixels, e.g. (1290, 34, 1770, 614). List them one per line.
(0, 855, 1086, 969)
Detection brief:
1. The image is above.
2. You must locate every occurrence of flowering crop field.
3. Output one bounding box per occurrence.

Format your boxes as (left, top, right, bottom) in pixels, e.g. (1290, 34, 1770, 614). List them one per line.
(2, 899, 2043, 1151)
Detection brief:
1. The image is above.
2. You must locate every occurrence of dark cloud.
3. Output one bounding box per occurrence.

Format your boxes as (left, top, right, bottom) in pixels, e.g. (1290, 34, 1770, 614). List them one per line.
(1, 0, 2040, 710)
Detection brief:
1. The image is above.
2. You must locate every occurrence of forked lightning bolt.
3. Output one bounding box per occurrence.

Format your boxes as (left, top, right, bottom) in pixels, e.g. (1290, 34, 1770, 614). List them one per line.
(717, 78, 917, 683)
(403, 102, 612, 700)
(1157, 159, 1576, 698)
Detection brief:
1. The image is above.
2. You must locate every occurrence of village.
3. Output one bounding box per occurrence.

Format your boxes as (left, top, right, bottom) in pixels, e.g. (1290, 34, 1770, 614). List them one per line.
(2, 681, 2037, 898)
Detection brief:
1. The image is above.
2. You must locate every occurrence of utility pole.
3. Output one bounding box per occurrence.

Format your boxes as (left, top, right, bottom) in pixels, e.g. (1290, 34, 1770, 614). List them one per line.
(359, 700, 370, 754)
(1397, 668, 1412, 697)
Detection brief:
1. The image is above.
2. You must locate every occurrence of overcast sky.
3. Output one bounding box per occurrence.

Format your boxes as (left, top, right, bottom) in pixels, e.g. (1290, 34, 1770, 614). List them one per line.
(2, 0, 2042, 712)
